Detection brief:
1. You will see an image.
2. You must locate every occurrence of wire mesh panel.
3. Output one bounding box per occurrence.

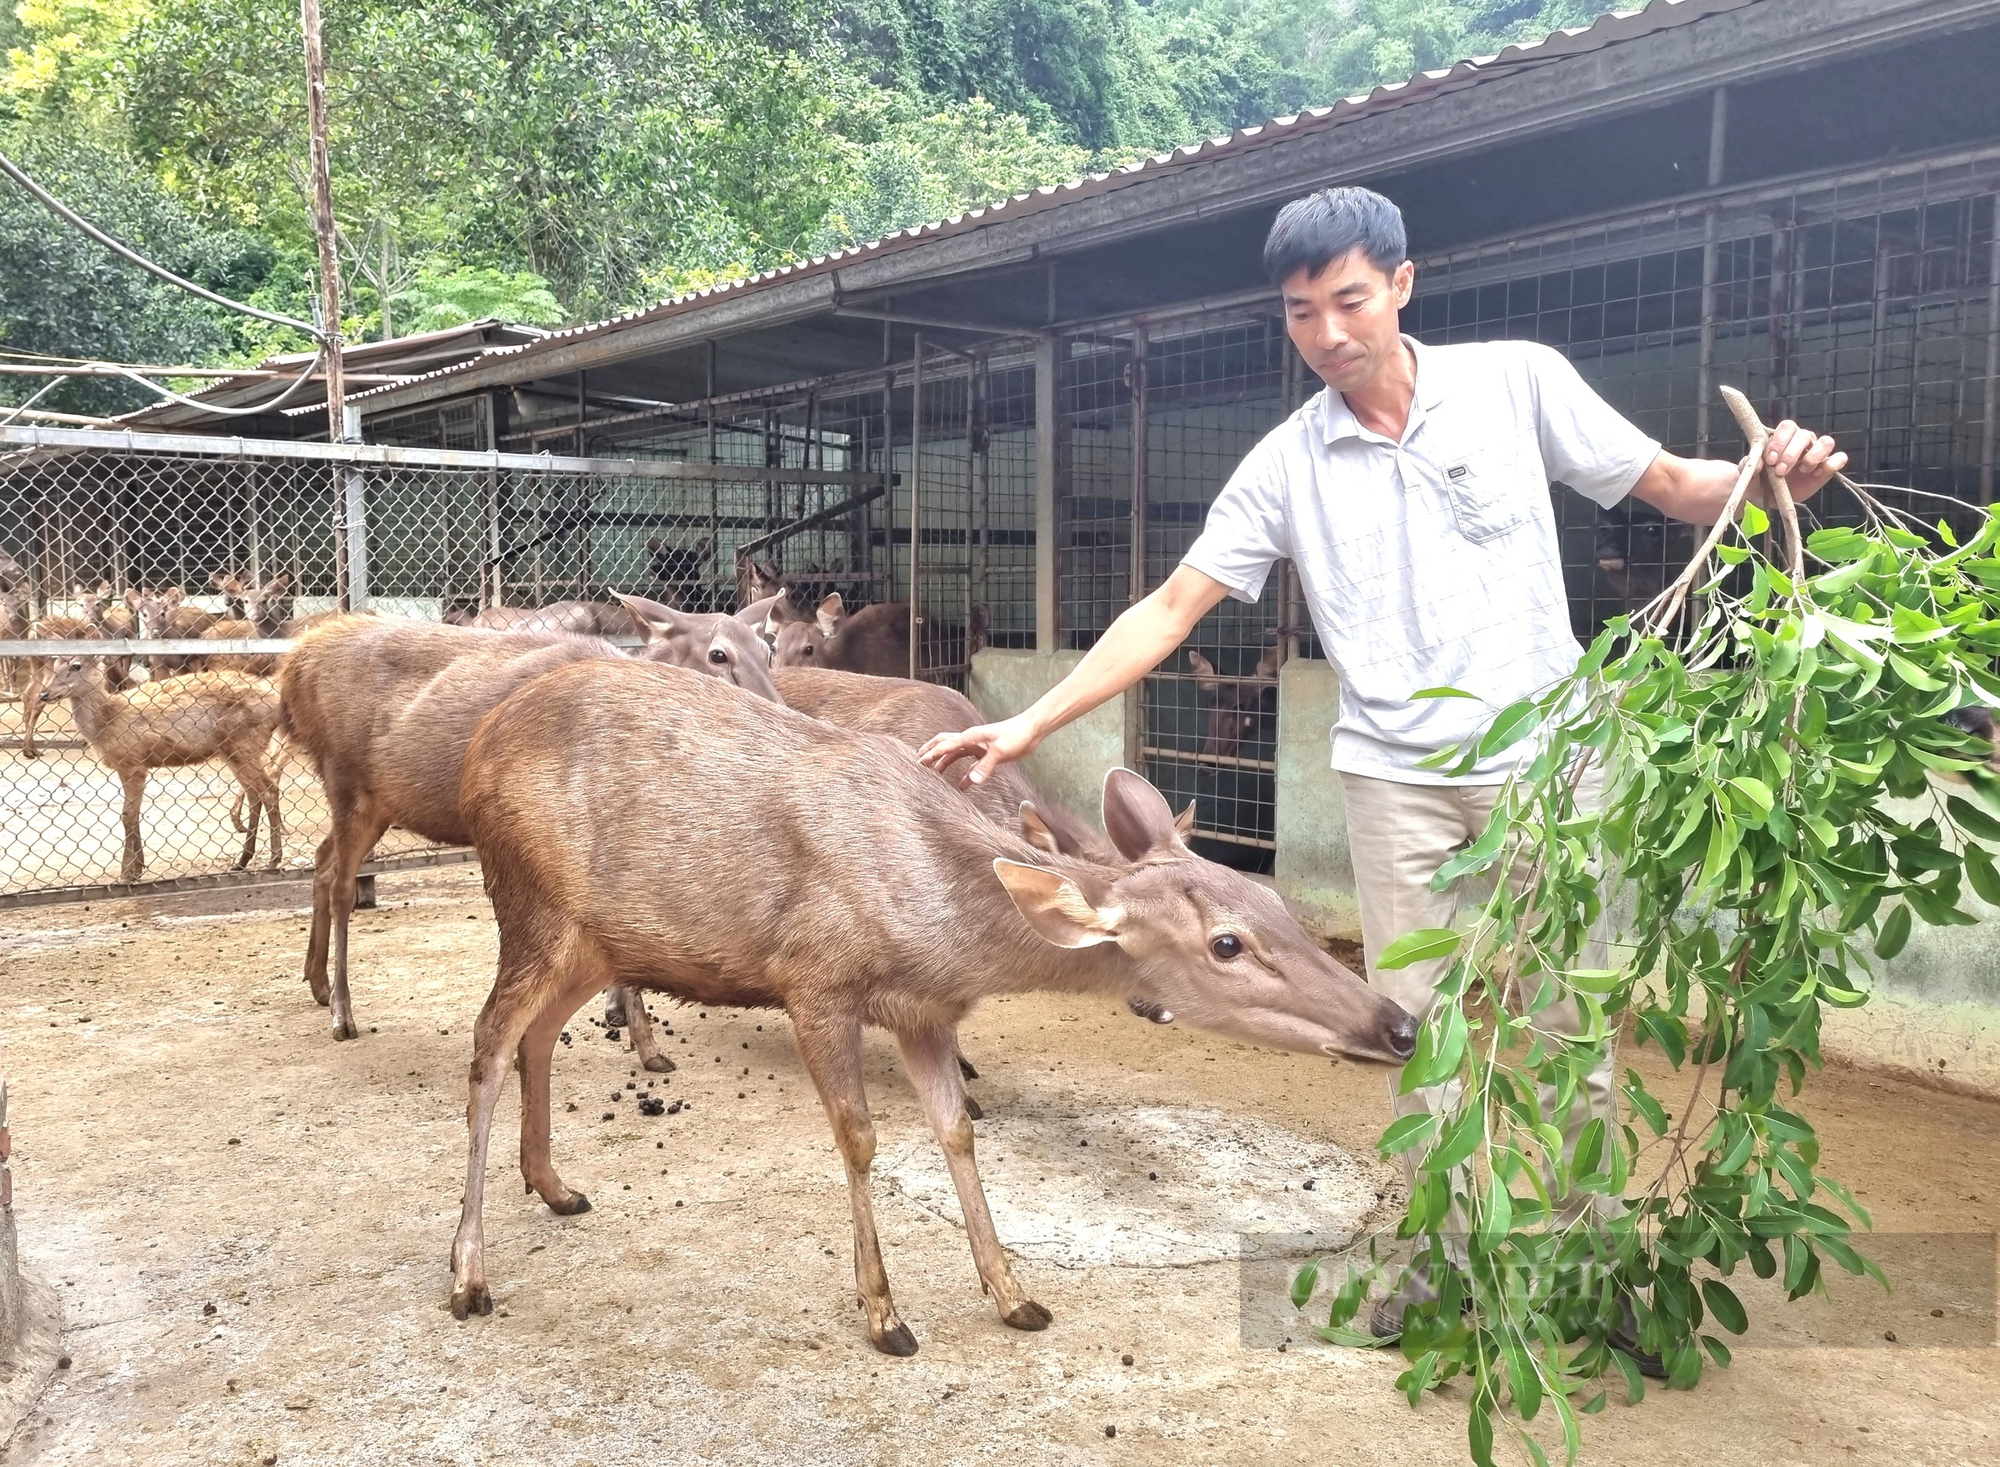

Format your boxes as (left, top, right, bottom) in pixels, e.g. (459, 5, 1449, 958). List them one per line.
(0, 426, 881, 905)
(1407, 147, 2000, 639)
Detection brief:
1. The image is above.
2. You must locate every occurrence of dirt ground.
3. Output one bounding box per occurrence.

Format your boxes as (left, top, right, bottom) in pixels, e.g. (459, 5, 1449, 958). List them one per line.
(1, 865, 1995, 1466)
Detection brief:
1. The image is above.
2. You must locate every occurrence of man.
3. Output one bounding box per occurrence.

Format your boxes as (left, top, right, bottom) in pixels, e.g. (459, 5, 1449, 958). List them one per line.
(919, 187, 1845, 1353)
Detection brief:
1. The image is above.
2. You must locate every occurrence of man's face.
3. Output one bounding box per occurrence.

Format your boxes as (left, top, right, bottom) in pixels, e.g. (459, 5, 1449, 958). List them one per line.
(1282, 251, 1416, 393)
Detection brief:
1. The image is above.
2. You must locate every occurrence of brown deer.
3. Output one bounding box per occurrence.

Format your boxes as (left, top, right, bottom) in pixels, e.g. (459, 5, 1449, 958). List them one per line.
(448, 660, 1417, 1344)
(199, 571, 298, 674)
(1, 577, 27, 704)
(126, 585, 224, 676)
(277, 595, 777, 1043)
(18, 586, 111, 758)
(76, 582, 137, 691)
(33, 657, 283, 882)
(446, 602, 639, 637)
(1186, 643, 1285, 760)
(770, 593, 921, 677)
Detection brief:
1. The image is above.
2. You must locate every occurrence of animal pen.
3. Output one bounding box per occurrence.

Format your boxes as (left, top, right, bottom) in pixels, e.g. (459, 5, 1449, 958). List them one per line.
(8, 144, 2000, 905)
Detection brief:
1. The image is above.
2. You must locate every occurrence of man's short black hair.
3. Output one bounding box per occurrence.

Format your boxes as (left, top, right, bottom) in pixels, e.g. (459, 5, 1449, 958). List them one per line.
(1263, 187, 1407, 286)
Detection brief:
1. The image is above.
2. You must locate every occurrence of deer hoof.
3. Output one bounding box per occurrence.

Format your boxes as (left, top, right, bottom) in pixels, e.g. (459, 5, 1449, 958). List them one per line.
(956, 1056, 980, 1081)
(870, 1321, 919, 1357)
(20, 747, 38, 760)
(547, 1192, 592, 1217)
(964, 1095, 985, 1122)
(332, 1019, 359, 1042)
(642, 1055, 676, 1074)
(1002, 1300, 1054, 1331)
(450, 1284, 492, 1321)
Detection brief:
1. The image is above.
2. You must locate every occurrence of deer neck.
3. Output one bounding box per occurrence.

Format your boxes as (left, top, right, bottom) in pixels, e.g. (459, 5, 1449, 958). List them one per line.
(932, 810, 1138, 1002)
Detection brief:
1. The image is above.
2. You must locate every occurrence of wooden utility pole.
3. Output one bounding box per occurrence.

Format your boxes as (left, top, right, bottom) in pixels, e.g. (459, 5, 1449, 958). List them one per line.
(301, 0, 346, 440)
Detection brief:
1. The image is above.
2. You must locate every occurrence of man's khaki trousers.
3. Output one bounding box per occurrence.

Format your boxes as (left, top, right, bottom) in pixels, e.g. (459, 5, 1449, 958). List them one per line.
(1341, 769, 1622, 1247)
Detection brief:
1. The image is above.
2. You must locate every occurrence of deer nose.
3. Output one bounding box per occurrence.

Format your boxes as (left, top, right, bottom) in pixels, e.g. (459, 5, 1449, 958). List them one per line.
(1386, 1009, 1419, 1061)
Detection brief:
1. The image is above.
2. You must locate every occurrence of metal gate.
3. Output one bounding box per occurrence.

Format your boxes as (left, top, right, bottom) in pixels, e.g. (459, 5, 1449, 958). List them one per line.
(0, 425, 880, 906)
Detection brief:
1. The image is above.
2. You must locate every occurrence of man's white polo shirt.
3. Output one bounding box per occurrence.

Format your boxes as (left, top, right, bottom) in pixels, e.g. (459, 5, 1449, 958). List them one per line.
(1181, 335, 1658, 784)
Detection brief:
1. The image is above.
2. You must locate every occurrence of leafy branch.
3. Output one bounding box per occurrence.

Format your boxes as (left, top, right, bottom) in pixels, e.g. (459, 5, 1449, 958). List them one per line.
(1306, 388, 2000, 1464)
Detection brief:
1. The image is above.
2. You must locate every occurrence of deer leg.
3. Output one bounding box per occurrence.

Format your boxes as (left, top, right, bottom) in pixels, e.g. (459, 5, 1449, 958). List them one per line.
(327, 806, 392, 1042)
(896, 1025, 1051, 1332)
(304, 835, 338, 1005)
(224, 754, 264, 871)
(118, 768, 147, 883)
(618, 987, 675, 1073)
(20, 665, 45, 758)
(790, 1005, 917, 1356)
(515, 981, 600, 1216)
(262, 739, 287, 870)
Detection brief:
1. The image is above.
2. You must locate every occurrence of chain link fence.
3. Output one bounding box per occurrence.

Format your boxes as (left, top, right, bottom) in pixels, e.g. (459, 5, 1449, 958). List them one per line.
(0, 425, 882, 905)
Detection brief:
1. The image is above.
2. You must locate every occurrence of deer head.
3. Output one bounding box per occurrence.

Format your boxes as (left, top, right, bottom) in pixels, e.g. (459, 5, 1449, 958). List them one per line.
(613, 591, 780, 703)
(995, 769, 1416, 1063)
(1187, 643, 1284, 759)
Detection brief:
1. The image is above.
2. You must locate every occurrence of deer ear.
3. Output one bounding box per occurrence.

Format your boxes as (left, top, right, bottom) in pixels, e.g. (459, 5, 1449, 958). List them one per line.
(815, 593, 846, 637)
(164, 587, 184, 608)
(1187, 650, 1219, 690)
(267, 571, 292, 594)
(1101, 767, 1191, 861)
(1018, 802, 1062, 856)
(1174, 801, 1196, 837)
(993, 860, 1122, 949)
(1255, 642, 1285, 679)
(613, 590, 685, 641)
(647, 537, 664, 552)
(124, 589, 141, 609)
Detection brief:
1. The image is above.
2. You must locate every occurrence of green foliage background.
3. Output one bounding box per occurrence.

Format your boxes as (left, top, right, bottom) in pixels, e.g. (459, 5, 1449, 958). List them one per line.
(2, 0, 1606, 413)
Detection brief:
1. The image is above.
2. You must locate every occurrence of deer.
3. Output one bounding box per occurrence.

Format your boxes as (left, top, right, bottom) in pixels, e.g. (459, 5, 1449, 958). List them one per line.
(446, 659, 1419, 1345)
(126, 585, 224, 677)
(0, 576, 26, 704)
(1186, 643, 1286, 761)
(276, 594, 778, 1044)
(200, 571, 298, 675)
(18, 585, 112, 758)
(76, 582, 137, 691)
(32, 656, 283, 882)
(647, 536, 715, 611)
(770, 593, 974, 679)
(446, 601, 640, 637)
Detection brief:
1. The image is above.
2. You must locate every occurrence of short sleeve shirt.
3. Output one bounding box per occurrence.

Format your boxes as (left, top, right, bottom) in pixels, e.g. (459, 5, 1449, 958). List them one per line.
(1181, 336, 1658, 783)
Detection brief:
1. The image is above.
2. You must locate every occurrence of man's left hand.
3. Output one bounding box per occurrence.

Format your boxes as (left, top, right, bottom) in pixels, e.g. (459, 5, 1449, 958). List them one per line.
(1764, 420, 1848, 502)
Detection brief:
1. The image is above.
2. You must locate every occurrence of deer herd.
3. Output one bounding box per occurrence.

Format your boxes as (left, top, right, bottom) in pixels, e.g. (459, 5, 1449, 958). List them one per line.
(8, 550, 1417, 1354)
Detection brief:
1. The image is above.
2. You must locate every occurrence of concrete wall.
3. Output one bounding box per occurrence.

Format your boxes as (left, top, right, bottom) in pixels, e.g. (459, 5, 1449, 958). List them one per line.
(1272, 659, 1360, 939)
(966, 648, 1131, 832)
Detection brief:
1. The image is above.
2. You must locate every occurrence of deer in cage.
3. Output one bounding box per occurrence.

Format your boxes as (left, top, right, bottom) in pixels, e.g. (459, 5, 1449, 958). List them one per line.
(17, 584, 122, 758)
(646, 536, 716, 611)
(769, 594, 983, 679)
(126, 584, 225, 677)
(276, 595, 777, 1045)
(1185, 641, 1287, 762)
(31, 655, 284, 882)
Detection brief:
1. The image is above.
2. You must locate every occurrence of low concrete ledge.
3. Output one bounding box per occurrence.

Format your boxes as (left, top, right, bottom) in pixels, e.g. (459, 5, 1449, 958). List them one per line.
(967, 648, 1130, 832)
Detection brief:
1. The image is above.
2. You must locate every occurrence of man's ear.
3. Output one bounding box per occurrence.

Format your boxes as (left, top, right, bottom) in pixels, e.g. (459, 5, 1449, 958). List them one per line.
(993, 860, 1122, 949)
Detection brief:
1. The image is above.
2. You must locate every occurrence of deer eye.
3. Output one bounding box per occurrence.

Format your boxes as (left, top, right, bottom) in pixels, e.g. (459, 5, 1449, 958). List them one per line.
(1210, 934, 1243, 961)
(707, 647, 728, 665)
(801, 644, 813, 656)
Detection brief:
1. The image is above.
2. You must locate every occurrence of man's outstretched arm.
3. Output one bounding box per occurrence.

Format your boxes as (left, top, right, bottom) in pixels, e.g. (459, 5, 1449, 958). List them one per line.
(917, 565, 1234, 787)
(1631, 418, 1846, 525)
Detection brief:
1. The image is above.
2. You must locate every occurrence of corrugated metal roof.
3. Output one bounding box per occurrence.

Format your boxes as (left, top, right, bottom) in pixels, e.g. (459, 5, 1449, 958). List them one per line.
(345, 0, 1755, 408)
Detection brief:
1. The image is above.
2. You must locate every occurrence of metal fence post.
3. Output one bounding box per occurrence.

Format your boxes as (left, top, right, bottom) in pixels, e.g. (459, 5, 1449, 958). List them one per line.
(340, 403, 369, 609)
(909, 335, 924, 679)
(1695, 86, 1729, 455)
(1126, 322, 1149, 768)
(969, 353, 989, 633)
(1034, 332, 1059, 651)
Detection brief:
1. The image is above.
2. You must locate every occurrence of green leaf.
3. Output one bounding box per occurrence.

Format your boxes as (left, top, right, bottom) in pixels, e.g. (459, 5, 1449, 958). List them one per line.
(1468, 1404, 1496, 1467)
(1378, 1112, 1441, 1157)
(1290, 1258, 1320, 1310)
(1874, 903, 1913, 960)
(1701, 1279, 1749, 1334)
(1401, 1002, 1469, 1091)
(1427, 1102, 1487, 1173)
(1963, 843, 2000, 907)
(1378, 928, 1461, 970)
(1478, 698, 1544, 758)
(1410, 685, 1480, 699)
(1946, 795, 2000, 844)
(1725, 776, 1775, 822)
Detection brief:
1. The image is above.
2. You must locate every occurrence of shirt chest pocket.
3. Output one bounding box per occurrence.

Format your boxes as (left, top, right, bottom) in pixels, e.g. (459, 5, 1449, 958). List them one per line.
(1438, 451, 1532, 544)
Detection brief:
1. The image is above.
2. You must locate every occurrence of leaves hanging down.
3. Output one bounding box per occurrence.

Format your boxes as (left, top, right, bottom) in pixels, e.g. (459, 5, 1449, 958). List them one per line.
(1307, 390, 2000, 1464)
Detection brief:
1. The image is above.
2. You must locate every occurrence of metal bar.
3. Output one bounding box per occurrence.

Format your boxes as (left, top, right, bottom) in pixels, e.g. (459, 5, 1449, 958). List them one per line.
(909, 334, 923, 679)
(1695, 85, 1729, 453)
(340, 403, 368, 609)
(301, 0, 346, 438)
(1129, 323, 1149, 603)
(0, 638, 294, 656)
(484, 392, 502, 607)
(970, 354, 989, 624)
(0, 846, 480, 913)
(831, 303, 1034, 338)
(732, 484, 888, 565)
(1136, 746, 1279, 773)
(1034, 332, 1058, 650)
(0, 425, 885, 484)
(1983, 196, 2000, 503)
